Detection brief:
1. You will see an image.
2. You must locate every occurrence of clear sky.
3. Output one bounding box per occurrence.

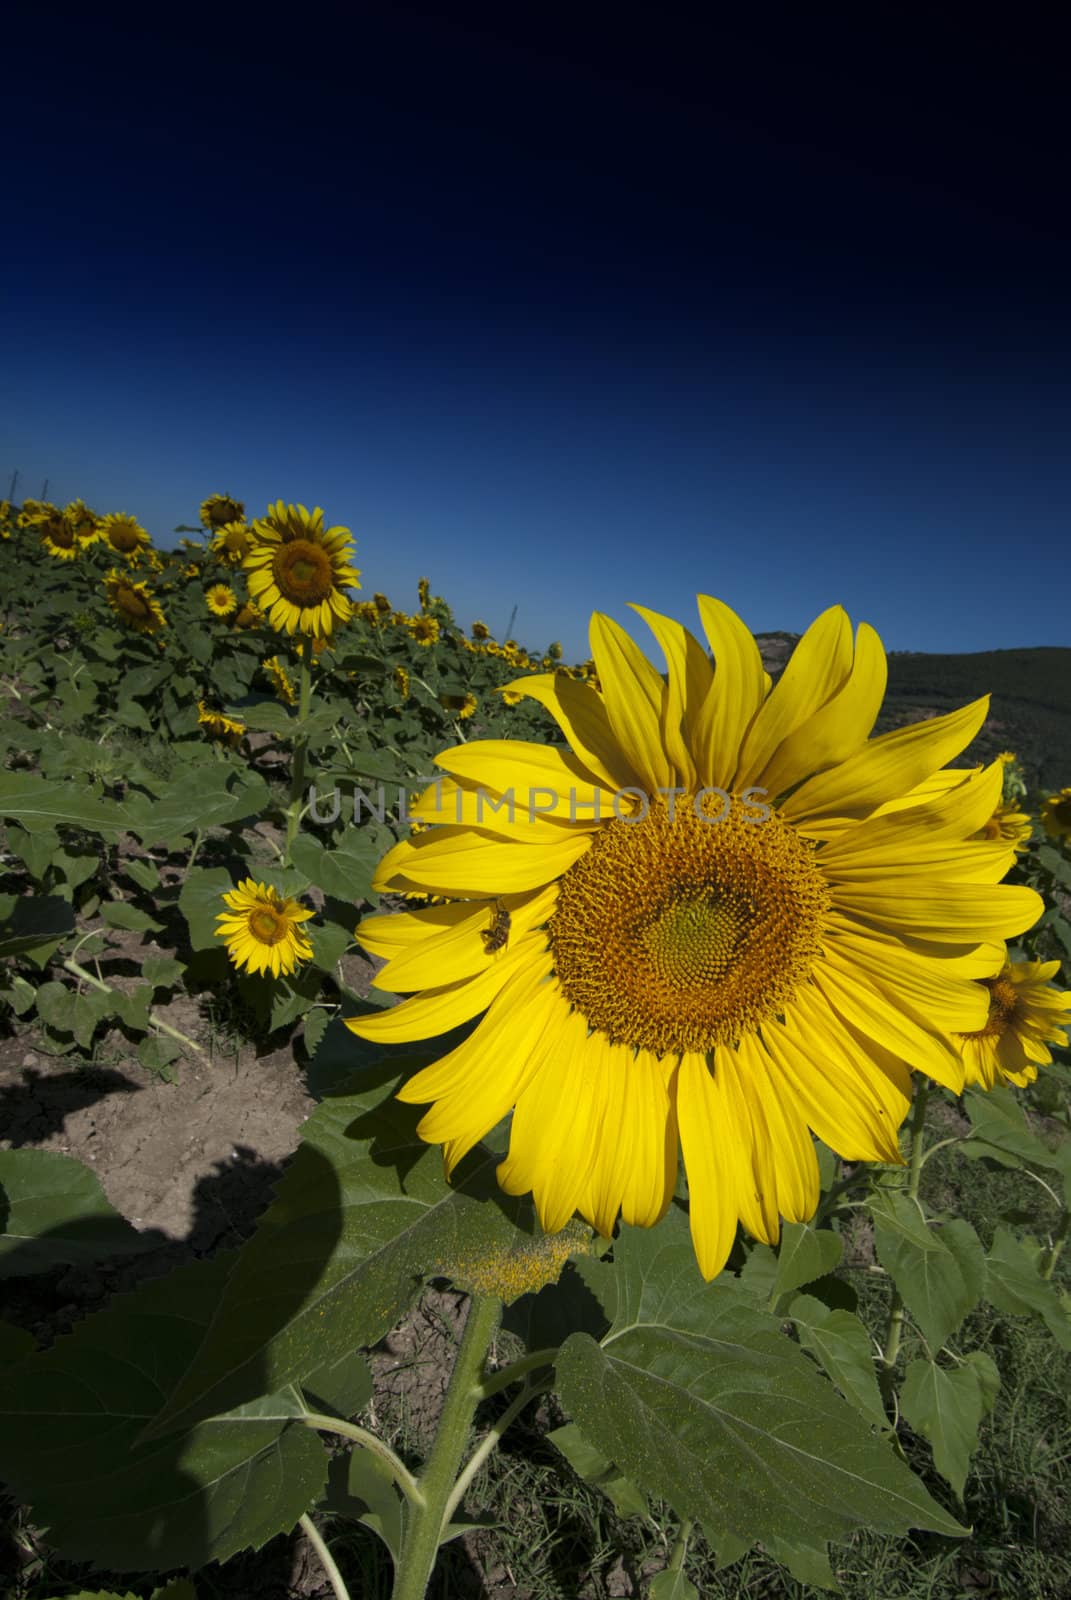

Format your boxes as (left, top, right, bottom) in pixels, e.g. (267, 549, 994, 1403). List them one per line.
(5, 4, 1070, 660)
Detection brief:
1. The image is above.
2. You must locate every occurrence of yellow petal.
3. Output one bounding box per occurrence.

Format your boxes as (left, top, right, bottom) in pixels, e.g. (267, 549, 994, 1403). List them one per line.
(500, 671, 642, 792)
(757, 622, 887, 799)
(345, 936, 550, 1040)
(373, 826, 591, 897)
(373, 885, 558, 991)
(831, 879, 1042, 943)
(691, 596, 768, 788)
(676, 1052, 742, 1280)
(590, 613, 673, 794)
(734, 606, 854, 789)
(629, 605, 713, 789)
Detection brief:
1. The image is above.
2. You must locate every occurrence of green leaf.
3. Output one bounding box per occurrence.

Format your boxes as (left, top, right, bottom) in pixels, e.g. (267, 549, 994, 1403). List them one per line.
(869, 1192, 984, 1352)
(0, 971, 36, 1015)
(34, 980, 115, 1050)
(649, 1569, 700, 1600)
(124, 856, 162, 892)
(179, 866, 235, 951)
(790, 1293, 890, 1432)
(772, 1222, 844, 1306)
(289, 831, 379, 903)
(961, 1086, 1062, 1171)
(0, 1318, 35, 1364)
(556, 1211, 965, 1551)
(985, 1227, 1071, 1348)
(100, 899, 165, 933)
(143, 955, 186, 989)
(139, 1068, 536, 1442)
(763, 1533, 838, 1591)
(113, 984, 154, 1033)
(547, 1422, 649, 1518)
(318, 1446, 405, 1561)
(7, 821, 60, 880)
(1037, 844, 1071, 890)
(122, 768, 271, 845)
(302, 1350, 374, 1421)
(137, 1034, 183, 1081)
(0, 772, 126, 837)
(0, 1251, 328, 1570)
(899, 1353, 1000, 1499)
(0, 1150, 148, 1277)
(309, 920, 353, 972)
(0, 893, 75, 958)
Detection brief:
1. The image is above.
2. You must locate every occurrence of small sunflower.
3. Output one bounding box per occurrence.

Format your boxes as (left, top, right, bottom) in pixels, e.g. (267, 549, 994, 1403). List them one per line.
(212, 520, 254, 563)
(263, 654, 297, 705)
(244, 501, 359, 638)
(215, 879, 314, 977)
(373, 592, 392, 613)
(499, 687, 524, 707)
(393, 665, 411, 698)
(347, 596, 1042, 1281)
(205, 583, 239, 618)
(417, 576, 431, 610)
(974, 799, 1032, 853)
(99, 512, 152, 561)
(410, 615, 440, 647)
(104, 570, 167, 633)
(233, 599, 263, 630)
(36, 508, 79, 560)
(64, 499, 101, 545)
(356, 600, 381, 625)
(17, 499, 54, 528)
(957, 961, 1071, 1089)
(471, 621, 490, 641)
(197, 700, 245, 747)
(200, 493, 246, 530)
(1040, 787, 1071, 842)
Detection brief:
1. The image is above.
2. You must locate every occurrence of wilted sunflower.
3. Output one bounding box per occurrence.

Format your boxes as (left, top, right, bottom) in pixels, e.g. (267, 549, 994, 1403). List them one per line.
(957, 960, 1071, 1089)
(244, 501, 359, 638)
(418, 576, 431, 609)
(197, 700, 245, 746)
(215, 879, 314, 977)
(263, 654, 297, 705)
(99, 512, 152, 561)
(200, 493, 246, 530)
(1040, 787, 1071, 842)
(104, 570, 167, 633)
(205, 583, 238, 618)
(348, 597, 1042, 1280)
(410, 615, 440, 646)
(212, 520, 253, 563)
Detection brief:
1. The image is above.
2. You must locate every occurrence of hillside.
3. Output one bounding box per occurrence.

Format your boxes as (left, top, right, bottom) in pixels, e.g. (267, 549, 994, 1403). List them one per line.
(755, 638, 1071, 793)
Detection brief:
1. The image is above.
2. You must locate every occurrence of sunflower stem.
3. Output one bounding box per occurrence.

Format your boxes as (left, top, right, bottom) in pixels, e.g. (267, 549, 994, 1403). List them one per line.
(391, 1293, 501, 1600)
(62, 959, 206, 1056)
(880, 1075, 930, 1407)
(1040, 1205, 1070, 1281)
(298, 1512, 351, 1600)
(298, 1412, 424, 1507)
(284, 634, 314, 868)
(666, 1518, 694, 1578)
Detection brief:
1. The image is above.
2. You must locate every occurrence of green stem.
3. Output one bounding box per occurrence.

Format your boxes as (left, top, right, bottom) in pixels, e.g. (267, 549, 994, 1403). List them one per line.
(299, 1412, 424, 1508)
(1041, 1206, 1070, 1281)
(299, 1512, 351, 1600)
(441, 1380, 548, 1532)
(475, 1347, 558, 1401)
(391, 1294, 501, 1600)
(183, 828, 203, 881)
(63, 958, 205, 1056)
(666, 1518, 694, 1578)
(284, 634, 314, 868)
(880, 1076, 930, 1404)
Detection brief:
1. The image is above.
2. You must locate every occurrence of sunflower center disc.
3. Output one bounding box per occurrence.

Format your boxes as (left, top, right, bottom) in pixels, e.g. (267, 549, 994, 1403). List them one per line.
(974, 975, 1019, 1039)
(119, 589, 149, 620)
(273, 539, 334, 603)
(110, 525, 139, 551)
(249, 909, 286, 944)
(548, 796, 830, 1055)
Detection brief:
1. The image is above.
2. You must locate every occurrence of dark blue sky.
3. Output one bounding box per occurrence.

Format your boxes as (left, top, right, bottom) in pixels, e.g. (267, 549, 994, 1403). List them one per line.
(5, 4, 1070, 658)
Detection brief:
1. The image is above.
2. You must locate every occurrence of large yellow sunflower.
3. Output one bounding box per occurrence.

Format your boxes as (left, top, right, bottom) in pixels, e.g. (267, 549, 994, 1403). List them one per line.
(205, 583, 239, 618)
(212, 520, 253, 563)
(200, 493, 246, 530)
(99, 512, 152, 561)
(957, 960, 1071, 1089)
(347, 597, 1042, 1279)
(1040, 787, 1071, 842)
(244, 501, 359, 638)
(35, 508, 79, 560)
(215, 879, 314, 977)
(104, 570, 167, 633)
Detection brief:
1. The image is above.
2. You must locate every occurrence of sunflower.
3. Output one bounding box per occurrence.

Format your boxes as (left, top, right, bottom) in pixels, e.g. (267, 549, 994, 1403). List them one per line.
(35, 508, 79, 560)
(215, 879, 314, 977)
(263, 653, 297, 705)
(373, 592, 392, 613)
(205, 583, 239, 618)
(972, 799, 1032, 852)
(197, 700, 245, 747)
(212, 520, 253, 563)
(1040, 787, 1071, 842)
(418, 576, 431, 609)
(200, 493, 246, 530)
(356, 600, 381, 625)
(956, 961, 1071, 1089)
(233, 600, 263, 630)
(17, 499, 54, 528)
(410, 615, 440, 647)
(393, 665, 411, 698)
(347, 597, 1042, 1280)
(99, 512, 152, 561)
(104, 570, 167, 633)
(471, 621, 490, 641)
(244, 501, 359, 638)
(63, 499, 101, 545)
(499, 687, 524, 707)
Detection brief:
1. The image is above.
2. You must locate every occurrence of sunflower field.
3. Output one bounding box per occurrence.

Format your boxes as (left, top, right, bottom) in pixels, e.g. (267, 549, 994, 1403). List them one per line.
(1, 493, 1070, 1600)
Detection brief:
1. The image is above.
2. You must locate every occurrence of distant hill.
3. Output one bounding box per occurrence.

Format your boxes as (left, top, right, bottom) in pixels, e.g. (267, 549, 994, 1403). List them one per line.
(754, 637, 1071, 795)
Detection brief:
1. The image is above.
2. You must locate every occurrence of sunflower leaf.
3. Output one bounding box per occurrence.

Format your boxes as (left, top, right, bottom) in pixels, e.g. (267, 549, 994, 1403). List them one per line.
(868, 1193, 984, 1352)
(789, 1293, 890, 1432)
(771, 1222, 844, 1305)
(0, 1251, 328, 1571)
(138, 1067, 534, 1443)
(899, 1353, 1000, 1499)
(0, 893, 75, 959)
(984, 1227, 1071, 1348)
(0, 1149, 150, 1278)
(961, 1087, 1062, 1171)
